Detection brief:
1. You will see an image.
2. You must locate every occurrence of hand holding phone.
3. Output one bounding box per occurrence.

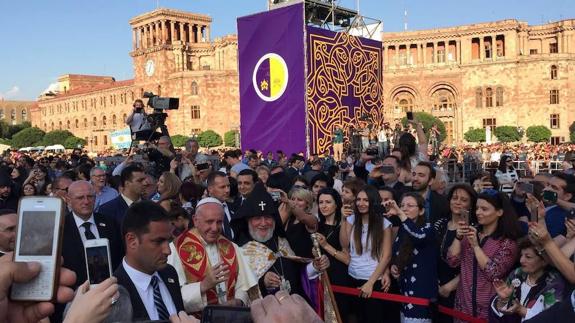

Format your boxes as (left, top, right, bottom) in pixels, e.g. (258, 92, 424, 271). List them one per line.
(11, 197, 65, 301)
(542, 190, 558, 203)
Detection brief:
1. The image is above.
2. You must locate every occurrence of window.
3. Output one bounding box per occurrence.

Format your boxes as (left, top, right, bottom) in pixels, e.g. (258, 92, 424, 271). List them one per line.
(93, 117, 97, 127)
(84, 118, 88, 128)
(550, 137, 562, 145)
(191, 105, 201, 119)
(191, 82, 199, 95)
(104, 135, 108, 146)
(549, 42, 558, 54)
(94, 136, 98, 146)
(112, 115, 117, 125)
(431, 89, 456, 111)
(10, 109, 16, 122)
(551, 65, 558, 80)
(102, 116, 107, 126)
(485, 87, 493, 107)
(484, 38, 492, 59)
(475, 87, 483, 108)
(437, 48, 445, 63)
(496, 87, 504, 107)
(496, 35, 505, 57)
(75, 119, 79, 128)
(191, 128, 201, 135)
(66, 120, 70, 129)
(530, 49, 538, 55)
(550, 90, 559, 104)
(58, 121, 62, 129)
(483, 118, 496, 129)
(550, 114, 560, 129)
(51, 122, 54, 130)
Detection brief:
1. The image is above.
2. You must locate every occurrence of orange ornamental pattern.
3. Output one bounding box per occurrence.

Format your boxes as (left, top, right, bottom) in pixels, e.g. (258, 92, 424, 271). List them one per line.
(176, 230, 239, 305)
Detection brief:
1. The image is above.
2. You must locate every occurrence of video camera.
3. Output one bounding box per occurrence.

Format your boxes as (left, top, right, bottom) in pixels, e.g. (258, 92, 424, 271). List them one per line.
(143, 92, 179, 111)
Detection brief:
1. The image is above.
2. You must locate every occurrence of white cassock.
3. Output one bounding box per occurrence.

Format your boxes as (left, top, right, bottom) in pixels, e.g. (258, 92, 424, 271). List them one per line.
(168, 240, 258, 313)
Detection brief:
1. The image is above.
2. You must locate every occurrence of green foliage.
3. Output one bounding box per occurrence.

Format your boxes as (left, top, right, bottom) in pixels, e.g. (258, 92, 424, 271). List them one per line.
(464, 128, 486, 142)
(40, 130, 74, 146)
(0, 138, 11, 146)
(171, 135, 189, 148)
(196, 130, 223, 148)
(0, 121, 31, 139)
(493, 126, 522, 142)
(63, 136, 87, 149)
(224, 130, 239, 147)
(526, 125, 552, 143)
(11, 127, 45, 149)
(400, 112, 447, 142)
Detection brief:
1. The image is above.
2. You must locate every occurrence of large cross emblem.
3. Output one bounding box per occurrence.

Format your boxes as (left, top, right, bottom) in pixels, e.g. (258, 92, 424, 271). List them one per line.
(258, 201, 266, 211)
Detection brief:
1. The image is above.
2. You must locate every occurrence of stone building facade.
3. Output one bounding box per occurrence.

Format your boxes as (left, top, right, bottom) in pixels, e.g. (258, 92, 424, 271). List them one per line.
(32, 8, 239, 151)
(382, 19, 575, 145)
(0, 100, 32, 125)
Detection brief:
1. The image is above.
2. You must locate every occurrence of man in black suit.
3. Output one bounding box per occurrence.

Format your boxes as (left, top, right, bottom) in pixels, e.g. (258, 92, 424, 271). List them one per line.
(285, 155, 305, 181)
(378, 155, 409, 199)
(99, 164, 146, 228)
(229, 169, 258, 214)
(114, 200, 184, 321)
(54, 180, 124, 323)
(412, 161, 450, 224)
(207, 171, 235, 240)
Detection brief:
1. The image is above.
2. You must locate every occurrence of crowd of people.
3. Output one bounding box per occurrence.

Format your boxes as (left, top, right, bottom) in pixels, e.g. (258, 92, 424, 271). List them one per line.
(1, 114, 575, 323)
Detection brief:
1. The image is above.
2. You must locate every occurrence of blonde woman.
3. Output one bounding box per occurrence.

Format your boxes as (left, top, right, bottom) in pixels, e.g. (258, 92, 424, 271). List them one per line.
(277, 187, 318, 258)
(156, 171, 182, 212)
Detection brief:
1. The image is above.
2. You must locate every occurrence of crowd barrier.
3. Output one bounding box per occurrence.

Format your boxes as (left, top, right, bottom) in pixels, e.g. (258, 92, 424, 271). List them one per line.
(331, 285, 487, 323)
(439, 158, 566, 184)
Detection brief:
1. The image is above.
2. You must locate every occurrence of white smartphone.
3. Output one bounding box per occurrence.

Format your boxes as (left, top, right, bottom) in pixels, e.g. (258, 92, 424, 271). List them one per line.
(11, 197, 65, 301)
(84, 238, 112, 288)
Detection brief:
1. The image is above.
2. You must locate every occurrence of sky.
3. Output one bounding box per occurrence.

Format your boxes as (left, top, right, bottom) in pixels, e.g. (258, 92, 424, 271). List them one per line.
(0, 0, 572, 100)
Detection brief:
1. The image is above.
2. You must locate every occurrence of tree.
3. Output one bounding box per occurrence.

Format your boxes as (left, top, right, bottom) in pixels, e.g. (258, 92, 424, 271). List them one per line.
(11, 127, 45, 149)
(63, 136, 87, 149)
(224, 130, 239, 147)
(401, 112, 447, 142)
(5, 122, 31, 139)
(41, 130, 74, 146)
(196, 130, 223, 148)
(171, 135, 189, 148)
(464, 128, 486, 142)
(526, 125, 552, 143)
(493, 126, 521, 142)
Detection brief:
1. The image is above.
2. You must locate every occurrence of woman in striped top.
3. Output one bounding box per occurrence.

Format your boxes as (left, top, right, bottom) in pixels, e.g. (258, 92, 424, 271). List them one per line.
(446, 189, 521, 322)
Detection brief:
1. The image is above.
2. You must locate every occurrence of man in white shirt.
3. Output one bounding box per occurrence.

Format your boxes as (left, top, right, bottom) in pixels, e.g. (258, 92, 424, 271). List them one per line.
(168, 197, 258, 315)
(114, 200, 185, 321)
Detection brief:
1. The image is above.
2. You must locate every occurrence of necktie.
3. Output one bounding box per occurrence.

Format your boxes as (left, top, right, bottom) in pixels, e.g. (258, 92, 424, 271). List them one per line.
(81, 222, 96, 240)
(222, 203, 233, 239)
(150, 275, 170, 320)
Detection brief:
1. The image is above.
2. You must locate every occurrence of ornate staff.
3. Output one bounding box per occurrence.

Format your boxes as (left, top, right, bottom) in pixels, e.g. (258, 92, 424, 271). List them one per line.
(311, 233, 342, 323)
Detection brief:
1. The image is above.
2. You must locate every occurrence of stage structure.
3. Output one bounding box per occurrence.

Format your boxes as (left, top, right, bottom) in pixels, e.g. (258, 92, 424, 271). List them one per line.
(238, 0, 383, 155)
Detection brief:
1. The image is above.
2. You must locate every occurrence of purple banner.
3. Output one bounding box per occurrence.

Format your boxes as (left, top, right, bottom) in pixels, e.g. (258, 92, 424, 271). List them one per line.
(238, 3, 306, 155)
(306, 26, 384, 155)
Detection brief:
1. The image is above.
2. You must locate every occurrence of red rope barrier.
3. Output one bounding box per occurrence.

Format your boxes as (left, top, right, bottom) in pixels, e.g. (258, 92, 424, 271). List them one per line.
(331, 285, 487, 323)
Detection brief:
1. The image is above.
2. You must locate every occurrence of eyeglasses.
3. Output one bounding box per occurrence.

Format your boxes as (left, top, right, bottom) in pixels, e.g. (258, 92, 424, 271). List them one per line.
(400, 203, 419, 208)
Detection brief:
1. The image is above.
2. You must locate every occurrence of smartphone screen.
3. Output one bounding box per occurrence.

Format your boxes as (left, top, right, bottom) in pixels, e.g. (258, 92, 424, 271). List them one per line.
(201, 306, 252, 323)
(86, 245, 111, 285)
(543, 190, 558, 203)
(460, 210, 470, 225)
(381, 165, 395, 174)
(518, 182, 534, 194)
(196, 163, 209, 171)
(12, 197, 64, 301)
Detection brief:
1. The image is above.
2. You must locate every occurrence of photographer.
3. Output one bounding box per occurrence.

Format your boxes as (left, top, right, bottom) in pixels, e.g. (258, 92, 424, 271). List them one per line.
(125, 99, 153, 141)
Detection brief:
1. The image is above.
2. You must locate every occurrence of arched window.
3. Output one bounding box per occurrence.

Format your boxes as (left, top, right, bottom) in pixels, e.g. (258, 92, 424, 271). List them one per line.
(485, 87, 493, 108)
(102, 116, 107, 126)
(83, 118, 88, 128)
(475, 88, 482, 108)
(93, 117, 97, 127)
(21, 109, 27, 121)
(496, 87, 504, 107)
(191, 81, 199, 95)
(10, 109, 16, 122)
(51, 122, 54, 130)
(551, 65, 558, 80)
(58, 121, 62, 130)
(112, 115, 117, 125)
(431, 89, 456, 111)
(66, 120, 70, 129)
(157, 85, 161, 96)
(122, 113, 127, 123)
(75, 119, 79, 128)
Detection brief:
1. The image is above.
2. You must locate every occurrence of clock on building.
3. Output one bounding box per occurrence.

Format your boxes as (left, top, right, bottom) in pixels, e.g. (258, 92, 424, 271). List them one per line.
(145, 59, 155, 77)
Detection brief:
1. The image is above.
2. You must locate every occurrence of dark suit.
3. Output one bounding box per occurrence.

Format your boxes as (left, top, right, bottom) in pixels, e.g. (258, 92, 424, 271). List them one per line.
(114, 262, 185, 321)
(52, 212, 124, 323)
(61, 212, 124, 288)
(99, 195, 129, 228)
(428, 190, 450, 225)
(524, 297, 575, 323)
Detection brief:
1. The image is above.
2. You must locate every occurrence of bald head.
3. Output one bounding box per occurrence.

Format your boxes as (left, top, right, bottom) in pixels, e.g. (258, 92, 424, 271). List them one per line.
(68, 181, 96, 220)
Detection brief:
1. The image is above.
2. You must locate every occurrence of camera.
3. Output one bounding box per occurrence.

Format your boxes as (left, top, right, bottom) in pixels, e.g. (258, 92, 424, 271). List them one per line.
(143, 92, 179, 111)
(365, 148, 378, 156)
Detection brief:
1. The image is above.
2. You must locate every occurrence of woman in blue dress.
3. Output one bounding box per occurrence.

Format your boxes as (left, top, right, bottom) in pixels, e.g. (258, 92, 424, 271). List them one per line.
(386, 192, 438, 323)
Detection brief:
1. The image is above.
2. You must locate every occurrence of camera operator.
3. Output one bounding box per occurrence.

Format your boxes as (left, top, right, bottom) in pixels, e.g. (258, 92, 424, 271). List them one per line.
(125, 99, 153, 141)
(146, 136, 175, 178)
